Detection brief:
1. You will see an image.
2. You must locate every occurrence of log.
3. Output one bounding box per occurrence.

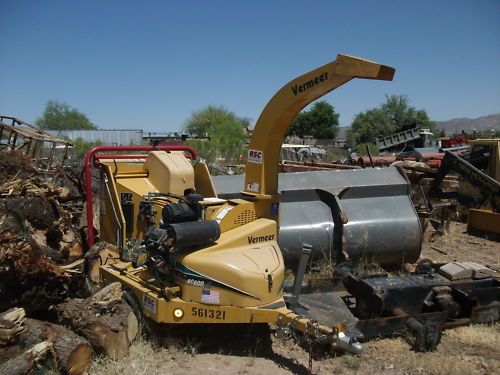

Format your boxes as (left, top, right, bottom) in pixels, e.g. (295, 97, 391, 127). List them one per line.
(0, 344, 22, 365)
(0, 308, 92, 374)
(57, 282, 138, 360)
(0, 307, 26, 345)
(0, 340, 52, 375)
(20, 319, 92, 375)
(61, 258, 85, 271)
(84, 241, 120, 283)
(68, 241, 84, 259)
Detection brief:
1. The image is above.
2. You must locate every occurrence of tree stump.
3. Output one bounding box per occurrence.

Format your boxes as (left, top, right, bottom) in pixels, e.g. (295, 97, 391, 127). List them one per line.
(84, 241, 120, 283)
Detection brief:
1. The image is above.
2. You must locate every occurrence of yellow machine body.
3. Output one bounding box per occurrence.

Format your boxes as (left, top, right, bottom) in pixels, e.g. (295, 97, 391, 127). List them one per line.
(100, 150, 284, 309)
(98, 54, 395, 352)
(101, 263, 288, 324)
(100, 151, 207, 245)
(177, 218, 283, 307)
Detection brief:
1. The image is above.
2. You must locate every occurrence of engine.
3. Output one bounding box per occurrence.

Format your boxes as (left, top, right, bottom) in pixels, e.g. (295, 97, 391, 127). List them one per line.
(129, 192, 221, 285)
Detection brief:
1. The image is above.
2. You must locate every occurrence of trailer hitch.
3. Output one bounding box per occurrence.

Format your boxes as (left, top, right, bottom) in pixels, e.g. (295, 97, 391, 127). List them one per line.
(276, 313, 363, 355)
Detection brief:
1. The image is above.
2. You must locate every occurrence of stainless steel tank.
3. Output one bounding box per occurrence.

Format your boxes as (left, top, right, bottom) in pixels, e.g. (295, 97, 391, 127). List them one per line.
(213, 167, 421, 267)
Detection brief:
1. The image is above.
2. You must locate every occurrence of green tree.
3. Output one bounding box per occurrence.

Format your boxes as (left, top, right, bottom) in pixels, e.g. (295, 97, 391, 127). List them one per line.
(69, 137, 102, 162)
(288, 101, 340, 139)
(354, 143, 380, 157)
(347, 108, 395, 145)
(36, 100, 97, 130)
(184, 106, 248, 168)
(348, 95, 436, 146)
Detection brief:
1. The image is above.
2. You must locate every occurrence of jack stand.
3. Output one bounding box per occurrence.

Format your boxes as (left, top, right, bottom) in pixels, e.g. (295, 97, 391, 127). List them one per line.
(285, 243, 312, 309)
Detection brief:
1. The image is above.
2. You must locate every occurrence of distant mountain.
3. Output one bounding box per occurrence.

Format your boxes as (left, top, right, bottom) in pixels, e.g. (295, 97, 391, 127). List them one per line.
(338, 113, 500, 139)
(436, 114, 500, 135)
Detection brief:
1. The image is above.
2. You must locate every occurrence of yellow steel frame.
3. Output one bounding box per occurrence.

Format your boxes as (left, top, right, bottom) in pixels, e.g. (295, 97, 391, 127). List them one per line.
(100, 262, 345, 341)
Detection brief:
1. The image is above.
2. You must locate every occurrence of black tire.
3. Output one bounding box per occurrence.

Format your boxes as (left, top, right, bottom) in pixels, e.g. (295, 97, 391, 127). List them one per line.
(123, 287, 152, 337)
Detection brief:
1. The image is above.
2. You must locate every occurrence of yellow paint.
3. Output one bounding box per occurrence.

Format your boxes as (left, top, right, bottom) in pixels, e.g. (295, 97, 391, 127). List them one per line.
(178, 218, 284, 307)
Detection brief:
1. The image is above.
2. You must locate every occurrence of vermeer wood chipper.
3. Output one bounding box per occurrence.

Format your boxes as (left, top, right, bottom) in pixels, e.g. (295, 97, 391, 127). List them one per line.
(85, 54, 396, 355)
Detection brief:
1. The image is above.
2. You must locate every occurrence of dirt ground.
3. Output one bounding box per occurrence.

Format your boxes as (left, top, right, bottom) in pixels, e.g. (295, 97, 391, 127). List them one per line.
(421, 221, 500, 275)
(88, 222, 500, 375)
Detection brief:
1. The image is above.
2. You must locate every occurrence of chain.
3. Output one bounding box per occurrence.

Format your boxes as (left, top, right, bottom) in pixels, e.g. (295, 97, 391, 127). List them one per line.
(308, 339, 313, 374)
(305, 320, 316, 374)
(287, 316, 330, 374)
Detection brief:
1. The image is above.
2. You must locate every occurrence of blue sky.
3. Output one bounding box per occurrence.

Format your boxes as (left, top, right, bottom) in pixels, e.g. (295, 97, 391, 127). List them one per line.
(1, 0, 499, 131)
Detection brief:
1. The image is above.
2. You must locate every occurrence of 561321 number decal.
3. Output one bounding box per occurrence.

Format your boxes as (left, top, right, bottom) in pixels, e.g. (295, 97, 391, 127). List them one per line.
(191, 307, 226, 320)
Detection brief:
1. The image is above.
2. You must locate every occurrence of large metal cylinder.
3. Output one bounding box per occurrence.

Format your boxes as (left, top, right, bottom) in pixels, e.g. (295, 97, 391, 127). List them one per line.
(277, 189, 335, 262)
(213, 167, 421, 267)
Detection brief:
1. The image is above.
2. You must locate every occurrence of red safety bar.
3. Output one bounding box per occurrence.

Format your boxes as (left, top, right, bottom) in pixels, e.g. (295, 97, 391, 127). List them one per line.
(83, 145, 197, 246)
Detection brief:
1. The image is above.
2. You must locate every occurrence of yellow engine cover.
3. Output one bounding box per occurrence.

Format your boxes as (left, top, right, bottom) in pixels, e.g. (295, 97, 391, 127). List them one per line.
(175, 218, 285, 307)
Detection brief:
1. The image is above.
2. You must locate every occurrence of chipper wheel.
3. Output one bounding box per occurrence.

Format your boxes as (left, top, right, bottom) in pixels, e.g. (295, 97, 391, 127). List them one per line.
(123, 287, 155, 337)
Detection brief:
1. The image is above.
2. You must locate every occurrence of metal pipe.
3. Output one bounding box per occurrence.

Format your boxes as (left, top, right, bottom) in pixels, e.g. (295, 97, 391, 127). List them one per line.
(47, 142, 56, 171)
(84, 145, 197, 246)
(95, 154, 150, 160)
(114, 173, 149, 179)
(12, 133, 18, 150)
(103, 174, 123, 248)
(62, 144, 69, 165)
(366, 145, 375, 168)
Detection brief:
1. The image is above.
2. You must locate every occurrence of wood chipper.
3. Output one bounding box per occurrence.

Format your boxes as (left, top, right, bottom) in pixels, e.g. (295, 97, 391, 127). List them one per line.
(85, 54, 396, 355)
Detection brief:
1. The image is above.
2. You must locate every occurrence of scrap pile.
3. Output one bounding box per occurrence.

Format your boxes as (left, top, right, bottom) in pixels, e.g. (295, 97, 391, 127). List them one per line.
(0, 150, 137, 375)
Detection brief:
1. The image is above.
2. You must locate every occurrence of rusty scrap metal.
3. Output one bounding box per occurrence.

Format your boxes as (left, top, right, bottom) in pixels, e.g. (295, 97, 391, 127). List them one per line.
(0, 115, 72, 170)
(342, 267, 500, 351)
(467, 208, 500, 235)
(279, 161, 360, 173)
(431, 151, 500, 212)
(357, 156, 396, 168)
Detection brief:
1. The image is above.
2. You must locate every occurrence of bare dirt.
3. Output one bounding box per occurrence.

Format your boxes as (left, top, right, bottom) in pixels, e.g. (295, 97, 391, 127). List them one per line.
(421, 221, 500, 275)
(88, 221, 500, 375)
(88, 323, 500, 375)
